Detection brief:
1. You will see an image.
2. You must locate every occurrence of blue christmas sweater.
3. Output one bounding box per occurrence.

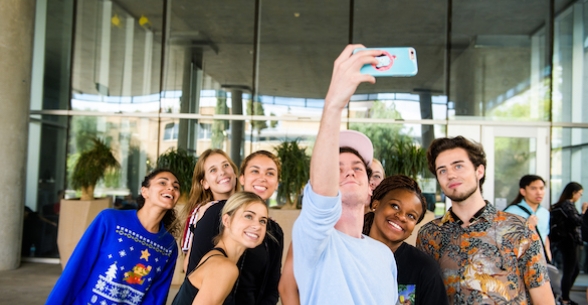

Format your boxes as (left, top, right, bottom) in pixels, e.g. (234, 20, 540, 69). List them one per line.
(46, 209, 178, 305)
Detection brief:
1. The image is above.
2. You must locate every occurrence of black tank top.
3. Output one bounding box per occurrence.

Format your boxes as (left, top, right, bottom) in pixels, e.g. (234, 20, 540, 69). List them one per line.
(172, 247, 228, 305)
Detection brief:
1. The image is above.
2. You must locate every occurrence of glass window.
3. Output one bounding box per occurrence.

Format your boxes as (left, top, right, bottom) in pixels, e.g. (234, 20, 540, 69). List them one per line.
(451, 0, 550, 121)
(552, 3, 588, 124)
(30, 0, 74, 111)
(551, 127, 588, 210)
(71, 0, 163, 113)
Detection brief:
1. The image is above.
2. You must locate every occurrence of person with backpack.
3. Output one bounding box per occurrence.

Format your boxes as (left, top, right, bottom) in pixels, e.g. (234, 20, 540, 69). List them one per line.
(550, 182, 586, 305)
(504, 175, 562, 301)
(504, 175, 551, 260)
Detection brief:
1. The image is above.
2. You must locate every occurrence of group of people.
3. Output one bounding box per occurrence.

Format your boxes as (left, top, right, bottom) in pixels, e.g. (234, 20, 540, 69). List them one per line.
(45, 45, 587, 305)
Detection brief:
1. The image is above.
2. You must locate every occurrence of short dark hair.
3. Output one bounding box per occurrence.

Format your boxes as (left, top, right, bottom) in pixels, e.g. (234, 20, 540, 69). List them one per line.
(508, 174, 545, 206)
(340, 146, 372, 179)
(427, 136, 487, 190)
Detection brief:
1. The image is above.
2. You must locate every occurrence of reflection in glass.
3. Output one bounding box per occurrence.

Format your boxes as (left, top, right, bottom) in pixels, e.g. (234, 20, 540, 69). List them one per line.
(551, 127, 588, 206)
(67, 116, 158, 198)
(493, 137, 535, 210)
(71, 0, 162, 112)
(451, 0, 550, 121)
(552, 4, 588, 125)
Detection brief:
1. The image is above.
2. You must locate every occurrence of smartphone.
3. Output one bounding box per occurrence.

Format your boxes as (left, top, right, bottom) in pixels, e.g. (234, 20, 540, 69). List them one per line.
(353, 47, 418, 77)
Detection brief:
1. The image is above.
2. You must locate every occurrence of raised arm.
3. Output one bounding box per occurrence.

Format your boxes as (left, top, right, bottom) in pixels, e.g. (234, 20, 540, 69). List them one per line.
(310, 45, 379, 196)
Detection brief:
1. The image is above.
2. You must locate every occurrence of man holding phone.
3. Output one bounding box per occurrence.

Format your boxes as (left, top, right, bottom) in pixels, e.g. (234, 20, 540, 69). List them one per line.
(291, 45, 398, 304)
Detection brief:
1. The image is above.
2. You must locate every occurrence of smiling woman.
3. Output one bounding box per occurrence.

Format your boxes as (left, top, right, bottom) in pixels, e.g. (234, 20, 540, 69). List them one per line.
(364, 175, 448, 305)
(185, 150, 284, 305)
(45, 168, 181, 305)
(173, 192, 268, 305)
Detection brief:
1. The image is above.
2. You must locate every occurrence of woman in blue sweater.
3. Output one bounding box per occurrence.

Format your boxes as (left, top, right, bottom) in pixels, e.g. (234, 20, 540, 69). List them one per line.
(46, 168, 181, 305)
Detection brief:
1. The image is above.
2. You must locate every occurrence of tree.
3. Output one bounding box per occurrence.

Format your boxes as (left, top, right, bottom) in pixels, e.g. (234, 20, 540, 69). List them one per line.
(247, 100, 268, 136)
(211, 96, 228, 148)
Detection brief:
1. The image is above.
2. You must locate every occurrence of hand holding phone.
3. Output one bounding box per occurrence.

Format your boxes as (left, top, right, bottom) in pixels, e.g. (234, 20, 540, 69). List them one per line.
(353, 47, 418, 77)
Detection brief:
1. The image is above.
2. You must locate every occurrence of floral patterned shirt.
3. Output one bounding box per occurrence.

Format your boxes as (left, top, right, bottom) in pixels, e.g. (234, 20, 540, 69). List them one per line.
(416, 203, 549, 305)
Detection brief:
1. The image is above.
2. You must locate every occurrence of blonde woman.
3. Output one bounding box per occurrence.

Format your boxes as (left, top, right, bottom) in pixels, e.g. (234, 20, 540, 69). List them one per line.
(173, 192, 269, 304)
(181, 149, 239, 272)
(186, 150, 284, 304)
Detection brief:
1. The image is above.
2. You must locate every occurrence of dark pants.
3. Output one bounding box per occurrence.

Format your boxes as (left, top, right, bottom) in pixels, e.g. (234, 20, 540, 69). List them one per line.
(558, 239, 580, 301)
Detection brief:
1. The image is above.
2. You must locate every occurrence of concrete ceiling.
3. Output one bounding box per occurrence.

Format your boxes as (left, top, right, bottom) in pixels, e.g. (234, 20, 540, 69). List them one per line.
(107, 0, 573, 99)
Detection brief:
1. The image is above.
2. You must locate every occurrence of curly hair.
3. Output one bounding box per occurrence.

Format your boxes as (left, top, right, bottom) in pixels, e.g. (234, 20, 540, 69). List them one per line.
(426, 136, 486, 191)
(370, 174, 427, 223)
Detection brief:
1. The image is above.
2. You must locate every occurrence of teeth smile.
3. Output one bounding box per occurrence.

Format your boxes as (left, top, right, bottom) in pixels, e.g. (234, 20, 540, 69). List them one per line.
(253, 186, 267, 191)
(388, 221, 402, 231)
(162, 194, 173, 199)
(245, 232, 259, 239)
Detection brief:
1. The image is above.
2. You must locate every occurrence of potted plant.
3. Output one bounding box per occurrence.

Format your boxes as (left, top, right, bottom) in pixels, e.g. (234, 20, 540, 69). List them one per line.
(57, 138, 119, 269)
(378, 137, 437, 212)
(381, 136, 427, 180)
(156, 147, 198, 199)
(71, 138, 120, 200)
(274, 140, 310, 209)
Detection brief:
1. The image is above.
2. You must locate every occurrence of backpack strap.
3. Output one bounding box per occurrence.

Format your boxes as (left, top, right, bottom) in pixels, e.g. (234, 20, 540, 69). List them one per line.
(515, 204, 551, 264)
(514, 203, 533, 216)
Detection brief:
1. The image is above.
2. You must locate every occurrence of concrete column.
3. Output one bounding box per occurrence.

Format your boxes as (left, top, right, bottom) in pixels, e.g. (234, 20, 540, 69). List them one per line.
(178, 47, 193, 151)
(0, 0, 36, 270)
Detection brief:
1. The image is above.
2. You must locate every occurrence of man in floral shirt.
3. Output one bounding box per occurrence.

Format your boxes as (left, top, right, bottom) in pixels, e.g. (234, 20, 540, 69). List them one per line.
(416, 136, 555, 305)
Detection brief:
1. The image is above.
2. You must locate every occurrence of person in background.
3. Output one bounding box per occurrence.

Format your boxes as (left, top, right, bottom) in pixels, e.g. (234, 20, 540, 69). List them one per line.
(291, 45, 397, 304)
(46, 168, 181, 304)
(363, 175, 448, 305)
(370, 159, 385, 190)
(172, 192, 269, 305)
(365, 158, 386, 213)
(504, 175, 551, 261)
(186, 150, 284, 305)
(550, 182, 586, 305)
(416, 136, 554, 304)
(180, 149, 239, 272)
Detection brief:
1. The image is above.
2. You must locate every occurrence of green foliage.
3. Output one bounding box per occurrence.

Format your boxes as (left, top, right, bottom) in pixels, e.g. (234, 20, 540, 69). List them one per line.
(383, 137, 428, 180)
(71, 138, 119, 190)
(247, 100, 268, 135)
(72, 116, 98, 152)
(156, 148, 198, 196)
(211, 96, 229, 148)
(350, 100, 426, 180)
(103, 168, 121, 188)
(493, 137, 532, 201)
(269, 113, 278, 128)
(274, 140, 310, 208)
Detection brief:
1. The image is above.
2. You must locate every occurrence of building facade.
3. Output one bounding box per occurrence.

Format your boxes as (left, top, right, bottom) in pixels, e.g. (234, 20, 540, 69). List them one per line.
(1, 0, 587, 268)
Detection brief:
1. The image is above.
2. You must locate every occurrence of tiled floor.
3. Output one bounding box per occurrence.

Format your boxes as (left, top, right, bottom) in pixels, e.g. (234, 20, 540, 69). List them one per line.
(2, 261, 588, 305)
